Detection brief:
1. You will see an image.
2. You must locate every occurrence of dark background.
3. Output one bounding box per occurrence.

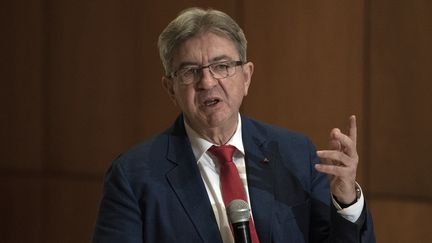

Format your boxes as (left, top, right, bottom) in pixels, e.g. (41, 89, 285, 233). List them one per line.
(1, 0, 431, 242)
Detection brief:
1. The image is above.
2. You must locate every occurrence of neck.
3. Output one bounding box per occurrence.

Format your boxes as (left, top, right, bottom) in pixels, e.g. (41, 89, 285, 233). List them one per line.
(202, 126, 237, 145)
(186, 116, 239, 145)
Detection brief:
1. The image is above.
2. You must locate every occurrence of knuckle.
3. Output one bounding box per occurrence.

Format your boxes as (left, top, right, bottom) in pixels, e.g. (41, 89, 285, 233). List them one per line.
(337, 152, 344, 161)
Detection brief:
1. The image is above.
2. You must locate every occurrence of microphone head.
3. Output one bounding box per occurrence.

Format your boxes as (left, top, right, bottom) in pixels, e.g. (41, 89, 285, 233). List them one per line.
(226, 199, 251, 224)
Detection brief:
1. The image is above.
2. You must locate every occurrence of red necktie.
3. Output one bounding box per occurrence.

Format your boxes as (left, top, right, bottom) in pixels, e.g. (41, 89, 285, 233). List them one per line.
(209, 145, 260, 243)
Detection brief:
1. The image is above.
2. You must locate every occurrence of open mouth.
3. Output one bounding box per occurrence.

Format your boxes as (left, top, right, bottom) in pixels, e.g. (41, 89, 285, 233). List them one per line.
(204, 98, 221, 106)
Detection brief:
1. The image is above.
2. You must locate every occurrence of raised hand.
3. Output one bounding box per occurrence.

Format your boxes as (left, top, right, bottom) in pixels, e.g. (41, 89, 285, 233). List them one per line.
(315, 115, 358, 204)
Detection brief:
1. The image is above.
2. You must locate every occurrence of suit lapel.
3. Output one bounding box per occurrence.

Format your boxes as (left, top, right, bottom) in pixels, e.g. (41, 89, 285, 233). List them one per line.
(164, 115, 279, 243)
(242, 116, 276, 243)
(165, 116, 222, 243)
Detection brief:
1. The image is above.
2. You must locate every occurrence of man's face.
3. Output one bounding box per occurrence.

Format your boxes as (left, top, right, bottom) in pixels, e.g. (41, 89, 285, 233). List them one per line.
(163, 31, 253, 135)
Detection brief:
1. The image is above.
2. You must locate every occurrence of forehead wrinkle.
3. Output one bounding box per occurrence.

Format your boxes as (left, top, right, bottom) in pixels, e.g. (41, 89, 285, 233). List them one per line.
(173, 32, 239, 70)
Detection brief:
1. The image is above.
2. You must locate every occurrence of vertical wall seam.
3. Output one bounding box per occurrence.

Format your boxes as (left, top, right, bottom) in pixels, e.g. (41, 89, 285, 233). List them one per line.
(363, 0, 372, 198)
(40, 0, 51, 241)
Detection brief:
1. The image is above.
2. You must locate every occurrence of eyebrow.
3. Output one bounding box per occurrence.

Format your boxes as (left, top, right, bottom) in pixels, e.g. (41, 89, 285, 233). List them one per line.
(210, 55, 233, 63)
(176, 55, 235, 70)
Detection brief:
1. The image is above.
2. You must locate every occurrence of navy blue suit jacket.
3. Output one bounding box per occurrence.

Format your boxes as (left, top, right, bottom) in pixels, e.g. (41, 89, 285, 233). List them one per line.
(93, 115, 375, 243)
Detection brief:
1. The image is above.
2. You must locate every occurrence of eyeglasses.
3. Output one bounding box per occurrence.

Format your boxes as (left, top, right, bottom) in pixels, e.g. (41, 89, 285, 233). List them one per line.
(171, 60, 244, 85)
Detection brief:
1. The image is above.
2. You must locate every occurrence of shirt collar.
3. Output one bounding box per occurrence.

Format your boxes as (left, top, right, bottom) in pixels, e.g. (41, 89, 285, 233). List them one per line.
(184, 113, 245, 162)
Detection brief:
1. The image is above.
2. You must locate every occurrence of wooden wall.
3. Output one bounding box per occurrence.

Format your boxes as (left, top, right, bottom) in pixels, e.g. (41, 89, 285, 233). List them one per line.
(1, 0, 431, 242)
(368, 0, 432, 242)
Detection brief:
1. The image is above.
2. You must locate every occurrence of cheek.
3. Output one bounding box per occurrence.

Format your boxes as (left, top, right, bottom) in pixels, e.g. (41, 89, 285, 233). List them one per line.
(233, 82, 248, 98)
(174, 88, 196, 109)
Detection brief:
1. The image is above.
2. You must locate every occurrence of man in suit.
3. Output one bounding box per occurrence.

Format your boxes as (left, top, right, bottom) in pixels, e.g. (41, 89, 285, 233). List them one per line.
(92, 7, 375, 243)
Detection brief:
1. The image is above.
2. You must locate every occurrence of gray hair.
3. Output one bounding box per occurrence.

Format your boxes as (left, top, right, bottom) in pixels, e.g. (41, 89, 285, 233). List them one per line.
(158, 7, 247, 76)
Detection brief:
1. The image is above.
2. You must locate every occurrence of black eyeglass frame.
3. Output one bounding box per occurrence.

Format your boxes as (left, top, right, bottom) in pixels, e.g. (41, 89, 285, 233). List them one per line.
(170, 60, 245, 85)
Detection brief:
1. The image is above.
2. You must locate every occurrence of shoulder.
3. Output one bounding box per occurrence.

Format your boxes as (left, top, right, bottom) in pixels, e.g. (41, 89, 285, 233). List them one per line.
(110, 115, 185, 173)
(242, 115, 313, 147)
(118, 131, 169, 162)
(107, 128, 173, 182)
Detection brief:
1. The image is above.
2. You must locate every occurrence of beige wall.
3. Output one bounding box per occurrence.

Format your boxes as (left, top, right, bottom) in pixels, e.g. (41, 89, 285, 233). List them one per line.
(1, 0, 431, 242)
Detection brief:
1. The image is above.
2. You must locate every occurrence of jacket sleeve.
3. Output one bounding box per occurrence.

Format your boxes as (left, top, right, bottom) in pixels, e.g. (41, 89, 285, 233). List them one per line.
(92, 159, 143, 243)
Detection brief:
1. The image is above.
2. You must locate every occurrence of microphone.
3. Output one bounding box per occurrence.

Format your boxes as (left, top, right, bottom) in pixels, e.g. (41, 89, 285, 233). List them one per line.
(226, 199, 252, 243)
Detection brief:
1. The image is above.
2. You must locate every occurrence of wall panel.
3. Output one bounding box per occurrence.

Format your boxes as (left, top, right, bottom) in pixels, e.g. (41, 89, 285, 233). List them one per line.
(0, 176, 43, 243)
(368, 0, 432, 241)
(1, 0, 44, 171)
(370, 199, 432, 242)
(369, 0, 432, 198)
(45, 0, 167, 174)
(42, 178, 102, 243)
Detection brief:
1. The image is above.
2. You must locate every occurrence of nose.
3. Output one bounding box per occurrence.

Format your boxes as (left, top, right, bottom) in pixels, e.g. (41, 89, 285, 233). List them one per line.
(196, 67, 218, 90)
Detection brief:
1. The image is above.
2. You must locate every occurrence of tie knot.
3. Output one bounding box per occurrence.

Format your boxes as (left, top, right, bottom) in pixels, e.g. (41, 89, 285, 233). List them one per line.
(209, 145, 236, 164)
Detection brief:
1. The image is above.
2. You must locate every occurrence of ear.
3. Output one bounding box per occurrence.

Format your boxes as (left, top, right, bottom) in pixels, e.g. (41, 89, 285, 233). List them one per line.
(162, 76, 178, 106)
(242, 62, 254, 96)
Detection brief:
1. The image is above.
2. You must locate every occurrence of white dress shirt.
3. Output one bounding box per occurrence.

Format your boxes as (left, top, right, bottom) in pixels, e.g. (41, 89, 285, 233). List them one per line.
(184, 114, 364, 243)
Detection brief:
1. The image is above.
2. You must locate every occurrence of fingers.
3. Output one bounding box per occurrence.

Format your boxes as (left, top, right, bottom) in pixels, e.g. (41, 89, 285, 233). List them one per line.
(316, 150, 355, 166)
(329, 133, 341, 151)
(314, 163, 354, 177)
(330, 127, 357, 157)
(316, 115, 359, 170)
(348, 115, 357, 146)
